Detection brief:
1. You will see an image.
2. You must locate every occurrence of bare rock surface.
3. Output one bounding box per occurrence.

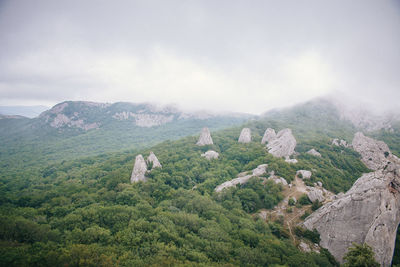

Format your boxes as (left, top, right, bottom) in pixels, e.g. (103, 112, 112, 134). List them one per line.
(131, 154, 148, 183)
(306, 186, 324, 202)
(113, 112, 174, 127)
(196, 127, 214, 146)
(147, 152, 162, 169)
(267, 128, 297, 158)
(238, 128, 252, 143)
(307, 149, 322, 157)
(297, 170, 312, 179)
(261, 128, 276, 144)
(332, 138, 349, 147)
(215, 164, 268, 192)
(352, 132, 392, 170)
(304, 135, 400, 266)
(268, 175, 288, 185)
(201, 150, 219, 160)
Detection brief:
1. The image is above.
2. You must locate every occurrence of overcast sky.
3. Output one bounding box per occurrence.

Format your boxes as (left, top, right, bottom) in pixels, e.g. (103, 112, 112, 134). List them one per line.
(0, 0, 399, 114)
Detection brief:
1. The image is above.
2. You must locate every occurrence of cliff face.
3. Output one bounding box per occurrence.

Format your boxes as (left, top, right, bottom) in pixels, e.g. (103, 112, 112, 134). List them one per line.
(304, 133, 400, 266)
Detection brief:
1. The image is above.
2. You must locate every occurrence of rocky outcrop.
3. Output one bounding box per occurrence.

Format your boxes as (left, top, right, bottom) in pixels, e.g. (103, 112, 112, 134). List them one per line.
(267, 129, 297, 158)
(201, 150, 219, 160)
(196, 127, 214, 146)
(304, 135, 400, 266)
(113, 112, 174, 127)
(306, 186, 324, 202)
(147, 152, 162, 169)
(215, 164, 267, 192)
(269, 176, 288, 185)
(238, 128, 252, 143)
(261, 128, 276, 144)
(307, 149, 322, 157)
(352, 132, 392, 170)
(332, 138, 349, 147)
(297, 170, 312, 179)
(131, 155, 148, 183)
(285, 158, 298, 164)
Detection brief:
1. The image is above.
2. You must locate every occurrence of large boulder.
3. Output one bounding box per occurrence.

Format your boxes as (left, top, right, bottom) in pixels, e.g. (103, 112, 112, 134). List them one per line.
(306, 187, 324, 202)
(238, 128, 252, 143)
(297, 170, 312, 179)
(307, 149, 322, 157)
(267, 128, 297, 158)
(201, 150, 219, 160)
(304, 135, 400, 266)
(196, 127, 213, 146)
(352, 132, 392, 170)
(147, 151, 162, 169)
(131, 154, 148, 183)
(261, 128, 276, 144)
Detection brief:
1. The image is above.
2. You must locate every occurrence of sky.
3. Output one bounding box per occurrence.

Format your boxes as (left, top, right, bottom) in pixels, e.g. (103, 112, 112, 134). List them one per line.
(0, 0, 399, 114)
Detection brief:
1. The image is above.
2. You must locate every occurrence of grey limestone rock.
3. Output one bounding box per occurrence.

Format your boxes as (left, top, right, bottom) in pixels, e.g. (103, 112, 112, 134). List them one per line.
(147, 152, 162, 169)
(306, 186, 324, 203)
(304, 139, 400, 266)
(332, 138, 349, 147)
(267, 128, 297, 158)
(352, 132, 392, 170)
(261, 128, 276, 144)
(201, 150, 219, 160)
(196, 127, 214, 146)
(297, 170, 312, 179)
(131, 154, 148, 183)
(238, 128, 252, 143)
(252, 164, 268, 176)
(307, 149, 322, 157)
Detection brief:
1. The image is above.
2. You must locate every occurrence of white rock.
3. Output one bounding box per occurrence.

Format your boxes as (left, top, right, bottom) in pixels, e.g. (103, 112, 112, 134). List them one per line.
(238, 128, 252, 143)
(147, 152, 162, 169)
(196, 127, 213, 146)
(317, 181, 323, 187)
(297, 170, 312, 179)
(252, 164, 268, 176)
(261, 128, 276, 144)
(306, 187, 325, 202)
(307, 149, 322, 157)
(352, 132, 392, 170)
(299, 241, 311, 252)
(267, 129, 297, 158)
(131, 155, 148, 183)
(332, 138, 349, 147)
(285, 158, 298, 164)
(201, 150, 219, 160)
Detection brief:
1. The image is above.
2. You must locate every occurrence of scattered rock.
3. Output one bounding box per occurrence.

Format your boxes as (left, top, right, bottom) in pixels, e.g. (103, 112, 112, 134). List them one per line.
(261, 128, 276, 144)
(238, 128, 252, 143)
(299, 241, 311, 252)
(196, 127, 213, 146)
(252, 164, 268, 176)
(201, 150, 219, 160)
(285, 158, 298, 164)
(297, 170, 312, 179)
(307, 149, 322, 157)
(332, 138, 349, 147)
(317, 181, 323, 187)
(352, 132, 392, 170)
(147, 152, 162, 169)
(269, 176, 288, 185)
(131, 155, 148, 183)
(267, 129, 297, 158)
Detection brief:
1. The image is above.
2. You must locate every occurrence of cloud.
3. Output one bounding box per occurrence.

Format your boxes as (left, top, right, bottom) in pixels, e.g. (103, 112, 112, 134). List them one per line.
(0, 0, 399, 114)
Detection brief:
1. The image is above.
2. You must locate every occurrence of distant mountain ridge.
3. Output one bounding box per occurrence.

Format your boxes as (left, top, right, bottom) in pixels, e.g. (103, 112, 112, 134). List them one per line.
(0, 105, 49, 118)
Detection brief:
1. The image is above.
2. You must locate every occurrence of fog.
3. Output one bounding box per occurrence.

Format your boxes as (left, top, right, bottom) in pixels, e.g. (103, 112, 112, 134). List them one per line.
(0, 0, 399, 114)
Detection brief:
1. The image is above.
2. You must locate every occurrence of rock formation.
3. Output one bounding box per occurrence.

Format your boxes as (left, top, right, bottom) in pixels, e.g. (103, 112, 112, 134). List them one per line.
(297, 170, 312, 179)
(215, 164, 267, 192)
(332, 138, 349, 147)
(307, 149, 322, 157)
(352, 132, 392, 170)
(304, 134, 400, 266)
(196, 127, 214, 146)
(306, 187, 324, 202)
(201, 150, 219, 160)
(238, 128, 252, 143)
(261, 128, 276, 144)
(285, 158, 298, 164)
(147, 152, 162, 169)
(131, 154, 148, 183)
(267, 128, 297, 158)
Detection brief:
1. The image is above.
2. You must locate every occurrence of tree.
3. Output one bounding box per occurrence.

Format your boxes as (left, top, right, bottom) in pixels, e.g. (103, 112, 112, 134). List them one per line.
(343, 243, 379, 267)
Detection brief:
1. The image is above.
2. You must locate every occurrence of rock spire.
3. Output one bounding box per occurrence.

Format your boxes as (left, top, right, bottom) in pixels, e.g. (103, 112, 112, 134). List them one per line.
(196, 127, 213, 146)
(238, 128, 252, 143)
(267, 128, 297, 158)
(147, 151, 162, 169)
(261, 128, 276, 144)
(131, 154, 148, 183)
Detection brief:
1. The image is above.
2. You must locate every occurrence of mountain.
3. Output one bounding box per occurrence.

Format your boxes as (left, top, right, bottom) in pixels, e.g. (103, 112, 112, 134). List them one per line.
(1, 98, 399, 266)
(0, 105, 49, 118)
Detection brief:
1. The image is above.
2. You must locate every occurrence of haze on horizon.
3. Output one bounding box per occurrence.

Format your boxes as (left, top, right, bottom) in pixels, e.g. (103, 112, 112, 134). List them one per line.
(0, 0, 399, 114)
